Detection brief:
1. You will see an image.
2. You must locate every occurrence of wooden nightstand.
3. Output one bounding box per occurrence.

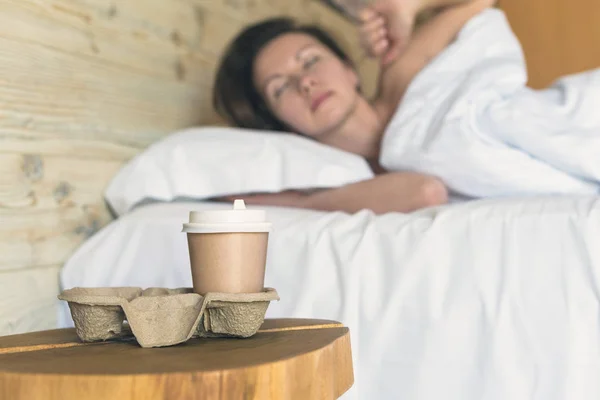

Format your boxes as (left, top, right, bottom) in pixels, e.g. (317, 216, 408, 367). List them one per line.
(0, 318, 353, 400)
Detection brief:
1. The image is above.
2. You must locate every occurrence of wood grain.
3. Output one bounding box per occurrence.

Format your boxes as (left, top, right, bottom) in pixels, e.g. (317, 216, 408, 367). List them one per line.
(0, 154, 122, 211)
(0, 153, 119, 272)
(0, 265, 61, 335)
(0, 319, 354, 400)
(0, 206, 111, 271)
(0, 319, 342, 354)
(500, 0, 600, 88)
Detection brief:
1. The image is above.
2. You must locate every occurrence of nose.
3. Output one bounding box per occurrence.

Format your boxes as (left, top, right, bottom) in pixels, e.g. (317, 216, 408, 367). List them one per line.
(296, 72, 317, 94)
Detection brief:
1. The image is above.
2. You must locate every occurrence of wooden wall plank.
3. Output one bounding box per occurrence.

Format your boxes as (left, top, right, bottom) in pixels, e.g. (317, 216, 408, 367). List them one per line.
(0, 1, 212, 147)
(0, 265, 61, 335)
(0, 205, 111, 271)
(0, 34, 210, 146)
(0, 152, 114, 273)
(0, 153, 122, 210)
(0, 139, 139, 160)
(0, 152, 120, 271)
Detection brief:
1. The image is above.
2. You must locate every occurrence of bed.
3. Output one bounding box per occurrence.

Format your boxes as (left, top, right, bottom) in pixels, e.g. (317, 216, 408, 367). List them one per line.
(58, 196, 600, 400)
(1, 0, 599, 398)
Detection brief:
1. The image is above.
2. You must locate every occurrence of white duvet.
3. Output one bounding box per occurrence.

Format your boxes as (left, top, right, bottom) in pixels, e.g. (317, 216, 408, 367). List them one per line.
(59, 196, 600, 400)
(380, 8, 600, 198)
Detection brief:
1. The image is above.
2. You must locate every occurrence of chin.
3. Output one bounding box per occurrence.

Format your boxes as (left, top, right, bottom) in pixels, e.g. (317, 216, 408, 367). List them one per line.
(316, 105, 353, 135)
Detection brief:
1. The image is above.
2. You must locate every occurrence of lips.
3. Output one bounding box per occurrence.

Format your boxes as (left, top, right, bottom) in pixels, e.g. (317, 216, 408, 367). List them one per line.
(311, 92, 332, 112)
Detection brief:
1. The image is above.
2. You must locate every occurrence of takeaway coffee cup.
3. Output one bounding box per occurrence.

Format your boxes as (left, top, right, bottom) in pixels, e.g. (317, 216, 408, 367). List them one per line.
(182, 200, 271, 295)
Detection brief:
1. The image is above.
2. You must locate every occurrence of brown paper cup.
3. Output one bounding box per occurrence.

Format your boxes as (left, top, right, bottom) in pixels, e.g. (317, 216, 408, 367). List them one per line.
(183, 200, 271, 295)
(187, 232, 268, 294)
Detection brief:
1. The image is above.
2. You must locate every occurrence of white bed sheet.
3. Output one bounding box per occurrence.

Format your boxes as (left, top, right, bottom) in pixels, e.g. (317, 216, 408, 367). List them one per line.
(59, 196, 600, 400)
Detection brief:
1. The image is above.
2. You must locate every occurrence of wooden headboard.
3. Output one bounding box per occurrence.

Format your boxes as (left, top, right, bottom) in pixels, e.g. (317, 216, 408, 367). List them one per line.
(1, 0, 598, 335)
(498, 0, 600, 89)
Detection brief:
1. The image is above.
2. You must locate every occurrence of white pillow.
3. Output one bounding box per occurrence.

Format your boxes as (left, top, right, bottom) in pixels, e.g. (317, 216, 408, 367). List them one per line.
(105, 127, 374, 216)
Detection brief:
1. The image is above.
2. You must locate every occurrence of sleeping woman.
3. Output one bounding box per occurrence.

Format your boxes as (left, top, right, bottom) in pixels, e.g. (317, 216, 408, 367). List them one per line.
(212, 0, 600, 214)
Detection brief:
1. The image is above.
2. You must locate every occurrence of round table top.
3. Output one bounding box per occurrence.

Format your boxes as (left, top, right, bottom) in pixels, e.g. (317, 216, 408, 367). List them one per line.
(0, 318, 354, 400)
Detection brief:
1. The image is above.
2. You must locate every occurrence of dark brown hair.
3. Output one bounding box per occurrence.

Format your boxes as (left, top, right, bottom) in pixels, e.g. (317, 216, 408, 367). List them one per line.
(213, 17, 355, 132)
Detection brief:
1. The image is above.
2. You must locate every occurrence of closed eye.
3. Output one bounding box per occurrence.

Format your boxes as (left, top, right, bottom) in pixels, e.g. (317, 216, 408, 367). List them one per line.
(270, 54, 321, 100)
(303, 55, 320, 69)
(274, 81, 291, 98)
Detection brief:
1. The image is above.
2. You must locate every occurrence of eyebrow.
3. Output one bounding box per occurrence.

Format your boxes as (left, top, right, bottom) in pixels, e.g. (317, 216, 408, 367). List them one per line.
(261, 44, 318, 94)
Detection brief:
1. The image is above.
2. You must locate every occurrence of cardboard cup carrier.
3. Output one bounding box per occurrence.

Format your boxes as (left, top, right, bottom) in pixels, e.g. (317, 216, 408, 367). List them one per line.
(58, 200, 278, 348)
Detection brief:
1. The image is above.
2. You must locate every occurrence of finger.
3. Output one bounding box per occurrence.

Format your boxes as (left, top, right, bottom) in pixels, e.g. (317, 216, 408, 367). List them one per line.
(364, 33, 386, 56)
(372, 39, 389, 57)
(369, 26, 387, 43)
(360, 15, 385, 34)
(382, 45, 402, 66)
(357, 7, 378, 23)
(365, 37, 388, 58)
(360, 20, 387, 49)
(359, 23, 382, 45)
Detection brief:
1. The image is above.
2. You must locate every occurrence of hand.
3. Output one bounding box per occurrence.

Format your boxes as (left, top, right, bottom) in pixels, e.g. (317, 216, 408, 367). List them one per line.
(358, 8, 389, 59)
(358, 0, 418, 66)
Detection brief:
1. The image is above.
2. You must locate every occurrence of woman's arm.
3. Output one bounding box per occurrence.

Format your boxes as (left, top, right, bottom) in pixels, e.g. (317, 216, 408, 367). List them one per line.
(360, 0, 476, 64)
(218, 172, 448, 214)
(362, 0, 495, 116)
(380, 1, 492, 109)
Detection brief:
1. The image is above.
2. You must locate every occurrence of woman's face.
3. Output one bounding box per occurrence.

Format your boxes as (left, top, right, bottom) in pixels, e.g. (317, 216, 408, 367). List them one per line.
(253, 32, 361, 139)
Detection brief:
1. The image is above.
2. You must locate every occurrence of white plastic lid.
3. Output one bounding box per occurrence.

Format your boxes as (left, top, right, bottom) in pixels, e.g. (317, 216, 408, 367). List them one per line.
(182, 199, 271, 233)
